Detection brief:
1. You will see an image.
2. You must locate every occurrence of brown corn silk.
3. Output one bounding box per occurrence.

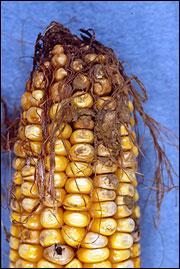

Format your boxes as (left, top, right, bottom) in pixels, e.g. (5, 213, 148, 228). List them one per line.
(1, 22, 178, 267)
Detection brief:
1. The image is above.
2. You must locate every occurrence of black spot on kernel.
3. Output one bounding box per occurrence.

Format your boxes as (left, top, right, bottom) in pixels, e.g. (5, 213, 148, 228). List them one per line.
(55, 244, 65, 255)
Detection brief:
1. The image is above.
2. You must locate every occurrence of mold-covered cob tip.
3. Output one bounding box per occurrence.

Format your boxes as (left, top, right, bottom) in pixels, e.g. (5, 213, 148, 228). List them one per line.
(5, 22, 178, 268)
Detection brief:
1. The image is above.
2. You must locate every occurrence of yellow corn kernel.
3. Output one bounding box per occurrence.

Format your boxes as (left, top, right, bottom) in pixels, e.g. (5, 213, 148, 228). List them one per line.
(132, 145, 138, 157)
(18, 124, 25, 139)
(21, 92, 31, 110)
(49, 103, 61, 120)
(40, 208, 64, 228)
(133, 189, 139, 202)
(62, 225, 86, 247)
(15, 259, 37, 268)
(55, 67, 67, 81)
(21, 182, 38, 198)
(109, 249, 131, 263)
(51, 53, 68, 67)
(43, 244, 74, 265)
(96, 96, 116, 110)
(120, 124, 129, 136)
(112, 260, 134, 268)
(10, 212, 42, 230)
(89, 53, 105, 62)
(26, 107, 43, 124)
(113, 205, 134, 219)
(10, 211, 21, 223)
(22, 175, 34, 182)
(94, 160, 117, 174)
(43, 61, 50, 69)
(29, 141, 42, 155)
(131, 257, 141, 268)
(52, 44, 64, 54)
(46, 139, 71, 156)
(132, 177, 138, 187)
(22, 213, 43, 230)
(9, 236, 20, 250)
(115, 195, 133, 206)
(50, 82, 66, 101)
(9, 248, 20, 262)
(44, 188, 66, 207)
(8, 262, 15, 268)
(18, 244, 43, 262)
(131, 131, 136, 141)
(49, 103, 72, 122)
(81, 232, 108, 249)
(48, 122, 72, 139)
(72, 91, 93, 108)
(131, 205, 141, 219)
(130, 243, 141, 258)
(30, 90, 44, 106)
(83, 260, 112, 268)
(66, 162, 92, 177)
(130, 116, 135, 127)
(116, 183, 135, 197)
(108, 232, 133, 249)
(77, 247, 110, 263)
(33, 71, 45, 89)
(115, 169, 136, 183)
(46, 155, 68, 172)
(128, 100, 134, 113)
(12, 157, 26, 170)
(89, 218, 117, 236)
(72, 59, 83, 72)
(73, 116, 94, 130)
(93, 78, 111, 96)
(25, 125, 42, 141)
(70, 129, 94, 145)
(116, 218, 135, 233)
(90, 201, 117, 218)
(63, 194, 91, 211)
(29, 157, 38, 165)
(91, 188, 116, 202)
(37, 259, 62, 268)
(13, 140, 27, 158)
(94, 174, 119, 190)
(22, 111, 27, 124)
(121, 136, 133, 151)
(97, 143, 112, 157)
(22, 198, 42, 213)
(10, 224, 21, 237)
(21, 165, 35, 177)
(84, 53, 99, 63)
(73, 74, 90, 90)
(40, 229, 65, 247)
(10, 199, 21, 212)
(13, 171, 22, 185)
(63, 211, 90, 227)
(65, 258, 82, 268)
(45, 172, 67, 188)
(69, 143, 94, 162)
(21, 228, 40, 244)
(118, 151, 137, 168)
(65, 177, 93, 194)
(11, 185, 22, 200)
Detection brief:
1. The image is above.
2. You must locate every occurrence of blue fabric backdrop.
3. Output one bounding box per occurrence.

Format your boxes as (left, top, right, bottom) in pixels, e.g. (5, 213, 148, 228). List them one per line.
(1, 1, 179, 268)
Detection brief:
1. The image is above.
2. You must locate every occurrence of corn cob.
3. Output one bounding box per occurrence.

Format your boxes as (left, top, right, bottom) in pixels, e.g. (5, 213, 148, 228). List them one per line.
(7, 22, 144, 268)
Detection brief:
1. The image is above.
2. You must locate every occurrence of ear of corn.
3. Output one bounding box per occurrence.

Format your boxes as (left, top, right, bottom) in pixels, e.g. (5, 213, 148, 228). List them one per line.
(8, 22, 142, 268)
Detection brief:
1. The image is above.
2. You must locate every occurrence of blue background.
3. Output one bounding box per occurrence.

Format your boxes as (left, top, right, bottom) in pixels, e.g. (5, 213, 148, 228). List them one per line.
(1, 1, 179, 268)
